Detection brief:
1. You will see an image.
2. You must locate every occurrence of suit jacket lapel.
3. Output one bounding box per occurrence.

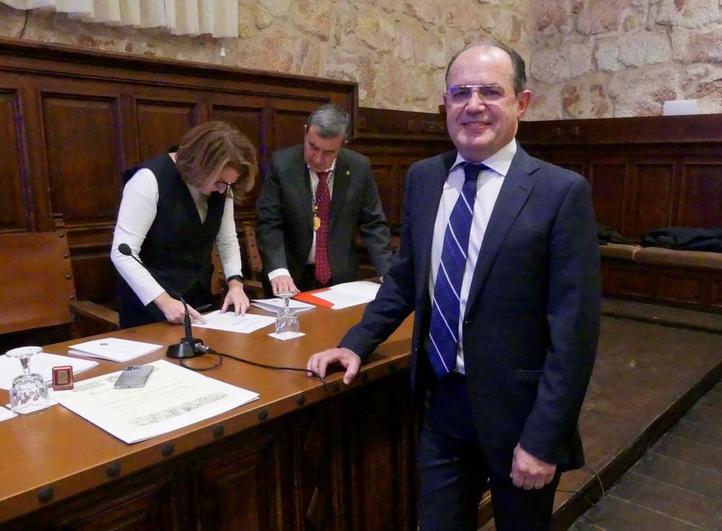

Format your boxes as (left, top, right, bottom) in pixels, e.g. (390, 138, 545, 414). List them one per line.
(289, 147, 313, 232)
(417, 151, 457, 296)
(465, 147, 539, 315)
(329, 153, 350, 229)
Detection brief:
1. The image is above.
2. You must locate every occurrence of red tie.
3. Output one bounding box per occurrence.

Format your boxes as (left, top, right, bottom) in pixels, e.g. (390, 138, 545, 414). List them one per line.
(315, 171, 332, 285)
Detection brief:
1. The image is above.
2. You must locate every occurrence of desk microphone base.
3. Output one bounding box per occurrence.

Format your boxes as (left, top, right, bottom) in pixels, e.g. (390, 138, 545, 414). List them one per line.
(167, 338, 205, 359)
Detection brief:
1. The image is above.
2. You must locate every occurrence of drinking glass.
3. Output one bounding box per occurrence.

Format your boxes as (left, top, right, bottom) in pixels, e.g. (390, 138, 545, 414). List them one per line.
(6, 346, 50, 415)
(275, 291, 299, 335)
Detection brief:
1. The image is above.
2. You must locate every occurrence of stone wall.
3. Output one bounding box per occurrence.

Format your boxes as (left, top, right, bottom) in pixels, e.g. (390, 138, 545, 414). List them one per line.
(1, 0, 720, 120)
(527, 0, 722, 119)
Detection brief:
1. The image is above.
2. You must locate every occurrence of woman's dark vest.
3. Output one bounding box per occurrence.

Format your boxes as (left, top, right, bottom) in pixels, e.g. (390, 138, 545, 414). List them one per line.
(117, 154, 225, 327)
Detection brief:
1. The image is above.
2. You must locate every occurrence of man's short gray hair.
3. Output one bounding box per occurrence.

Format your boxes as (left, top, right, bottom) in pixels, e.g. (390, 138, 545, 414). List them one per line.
(306, 103, 350, 139)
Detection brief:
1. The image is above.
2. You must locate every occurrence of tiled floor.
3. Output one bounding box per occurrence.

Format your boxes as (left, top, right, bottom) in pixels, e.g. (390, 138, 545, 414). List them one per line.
(570, 379, 722, 530)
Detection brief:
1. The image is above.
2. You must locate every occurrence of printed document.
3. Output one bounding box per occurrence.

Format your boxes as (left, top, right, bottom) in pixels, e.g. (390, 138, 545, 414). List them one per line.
(50, 359, 259, 444)
(192, 310, 275, 334)
(251, 298, 315, 314)
(68, 337, 162, 363)
(313, 280, 381, 309)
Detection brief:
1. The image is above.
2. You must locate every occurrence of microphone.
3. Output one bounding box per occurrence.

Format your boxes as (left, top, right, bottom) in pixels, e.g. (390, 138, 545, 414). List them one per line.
(118, 243, 205, 359)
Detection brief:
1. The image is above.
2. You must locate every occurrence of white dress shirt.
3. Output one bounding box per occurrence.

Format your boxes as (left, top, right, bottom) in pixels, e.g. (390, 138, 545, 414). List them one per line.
(428, 139, 518, 373)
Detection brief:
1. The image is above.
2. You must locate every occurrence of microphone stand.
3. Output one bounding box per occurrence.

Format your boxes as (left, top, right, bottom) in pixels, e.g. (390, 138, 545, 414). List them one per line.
(165, 297, 206, 359)
(118, 243, 206, 359)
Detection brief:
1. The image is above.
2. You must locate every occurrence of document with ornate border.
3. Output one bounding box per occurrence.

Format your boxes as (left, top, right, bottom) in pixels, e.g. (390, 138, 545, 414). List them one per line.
(50, 360, 259, 443)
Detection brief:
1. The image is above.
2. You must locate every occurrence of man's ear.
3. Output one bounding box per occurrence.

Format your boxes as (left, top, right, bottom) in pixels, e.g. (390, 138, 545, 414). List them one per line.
(517, 89, 532, 118)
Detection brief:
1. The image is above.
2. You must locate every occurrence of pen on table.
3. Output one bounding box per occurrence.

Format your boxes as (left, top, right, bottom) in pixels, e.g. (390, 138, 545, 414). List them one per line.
(195, 303, 213, 313)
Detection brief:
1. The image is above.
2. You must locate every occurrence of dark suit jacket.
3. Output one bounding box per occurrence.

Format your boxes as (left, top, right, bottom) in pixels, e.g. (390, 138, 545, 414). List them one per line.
(256, 144, 392, 288)
(341, 146, 600, 478)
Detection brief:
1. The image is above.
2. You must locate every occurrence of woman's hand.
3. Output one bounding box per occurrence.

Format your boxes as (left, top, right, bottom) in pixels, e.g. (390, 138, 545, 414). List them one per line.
(221, 279, 249, 315)
(154, 292, 206, 324)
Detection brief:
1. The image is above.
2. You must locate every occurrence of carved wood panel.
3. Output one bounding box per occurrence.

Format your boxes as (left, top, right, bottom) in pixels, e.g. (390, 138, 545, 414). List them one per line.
(336, 375, 414, 531)
(42, 93, 121, 225)
(370, 162, 400, 227)
(212, 103, 266, 211)
(134, 99, 199, 162)
(273, 109, 310, 151)
(591, 163, 626, 231)
(678, 163, 722, 227)
(624, 163, 675, 239)
(0, 89, 26, 232)
(192, 426, 292, 531)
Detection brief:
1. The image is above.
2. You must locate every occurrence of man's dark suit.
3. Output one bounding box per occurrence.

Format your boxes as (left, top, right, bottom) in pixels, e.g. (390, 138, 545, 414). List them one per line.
(341, 146, 600, 483)
(256, 144, 392, 289)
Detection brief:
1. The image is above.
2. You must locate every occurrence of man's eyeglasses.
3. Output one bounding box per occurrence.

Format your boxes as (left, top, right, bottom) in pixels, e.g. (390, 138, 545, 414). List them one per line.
(446, 84, 507, 105)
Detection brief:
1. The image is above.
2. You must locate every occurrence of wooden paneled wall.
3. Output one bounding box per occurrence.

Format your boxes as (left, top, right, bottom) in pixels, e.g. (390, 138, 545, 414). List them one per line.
(4, 38, 722, 313)
(518, 115, 722, 311)
(517, 114, 722, 240)
(351, 107, 451, 229)
(0, 38, 356, 304)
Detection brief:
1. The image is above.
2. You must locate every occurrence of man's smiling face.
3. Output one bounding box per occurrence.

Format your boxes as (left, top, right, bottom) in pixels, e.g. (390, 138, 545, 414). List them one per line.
(444, 45, 531, 162)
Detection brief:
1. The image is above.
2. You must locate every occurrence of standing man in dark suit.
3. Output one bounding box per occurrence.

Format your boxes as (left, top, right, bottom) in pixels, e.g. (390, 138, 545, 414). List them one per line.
(307, 41, 600, 530)
(256, 104, 393, 294)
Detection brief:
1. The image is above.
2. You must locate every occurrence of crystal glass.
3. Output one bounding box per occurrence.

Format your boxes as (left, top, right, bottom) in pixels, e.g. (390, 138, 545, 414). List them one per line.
(274, 291, 299, 335)
(6, 346, 50, 415)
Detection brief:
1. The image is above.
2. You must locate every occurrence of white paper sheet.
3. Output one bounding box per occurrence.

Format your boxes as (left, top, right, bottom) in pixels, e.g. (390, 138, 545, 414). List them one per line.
(314, 280, 381, 309)
(268, 331, 305, 341)
(0, 352, 98, 390)
(192, 310, 275, 334)
(0, 406, 17, 422)
(68, 337, 162, 363)
(251, 298, 315, 314)
(50, 360, 259, 444)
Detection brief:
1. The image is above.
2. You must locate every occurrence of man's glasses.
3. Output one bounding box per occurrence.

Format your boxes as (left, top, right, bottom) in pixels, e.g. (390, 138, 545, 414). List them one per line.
(446, 84, 507, 105)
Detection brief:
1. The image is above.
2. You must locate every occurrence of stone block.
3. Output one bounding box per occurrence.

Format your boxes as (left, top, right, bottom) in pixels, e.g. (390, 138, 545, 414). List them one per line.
(577, 0, 632, 35)
(672, 27, 722, 63)
(617, 30, 672, 67)
(530, 42, 594, 83)
(656, 0, 720, 28)
(595, 36, 621, 72)
(562, 72, 613, 118)
(523, 81, 564, 121)
(608, 66, 682, 116)
(530, 0, 570, 34)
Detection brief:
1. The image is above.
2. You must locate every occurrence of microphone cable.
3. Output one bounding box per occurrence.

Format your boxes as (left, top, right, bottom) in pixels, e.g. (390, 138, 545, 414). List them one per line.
(180, 344, 330, 393)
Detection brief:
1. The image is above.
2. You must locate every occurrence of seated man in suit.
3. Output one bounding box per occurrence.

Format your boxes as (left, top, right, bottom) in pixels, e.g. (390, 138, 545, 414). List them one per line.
(256, 103, 393, 294)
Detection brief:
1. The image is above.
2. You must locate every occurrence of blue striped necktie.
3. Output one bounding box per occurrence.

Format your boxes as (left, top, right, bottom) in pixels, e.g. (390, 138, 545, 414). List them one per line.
(427, 163, 484, 378)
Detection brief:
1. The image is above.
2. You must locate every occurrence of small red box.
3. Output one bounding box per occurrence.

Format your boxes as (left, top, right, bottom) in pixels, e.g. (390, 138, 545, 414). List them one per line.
(52, 365, 74, 390)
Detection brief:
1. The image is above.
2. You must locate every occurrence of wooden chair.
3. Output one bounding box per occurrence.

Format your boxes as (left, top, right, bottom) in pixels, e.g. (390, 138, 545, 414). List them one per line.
(0, 231, 118, 348)
(239, 220, 264, 298)
(208, 222, 264, 302)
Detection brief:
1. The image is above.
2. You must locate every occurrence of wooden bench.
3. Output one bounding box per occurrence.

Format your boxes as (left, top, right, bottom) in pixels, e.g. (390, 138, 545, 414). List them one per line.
(601, 243, 722, 313)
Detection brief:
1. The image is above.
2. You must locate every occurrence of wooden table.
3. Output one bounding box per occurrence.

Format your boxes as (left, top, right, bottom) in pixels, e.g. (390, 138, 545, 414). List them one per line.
(0, 305, 415, 531)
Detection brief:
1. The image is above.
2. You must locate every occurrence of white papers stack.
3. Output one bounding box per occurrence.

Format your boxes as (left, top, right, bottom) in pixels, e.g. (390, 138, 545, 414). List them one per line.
(68, 337, 162, 362)
(251, 298, 315, 314)
(193, 310, 275, 334)
(0, 352, 98, 390)
(50, 359, 259, 444)
(315, 280, 381, 310)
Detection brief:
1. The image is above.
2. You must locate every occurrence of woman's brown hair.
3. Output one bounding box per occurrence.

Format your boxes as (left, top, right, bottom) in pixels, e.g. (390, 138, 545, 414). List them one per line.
(175, 121, 258, 198)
